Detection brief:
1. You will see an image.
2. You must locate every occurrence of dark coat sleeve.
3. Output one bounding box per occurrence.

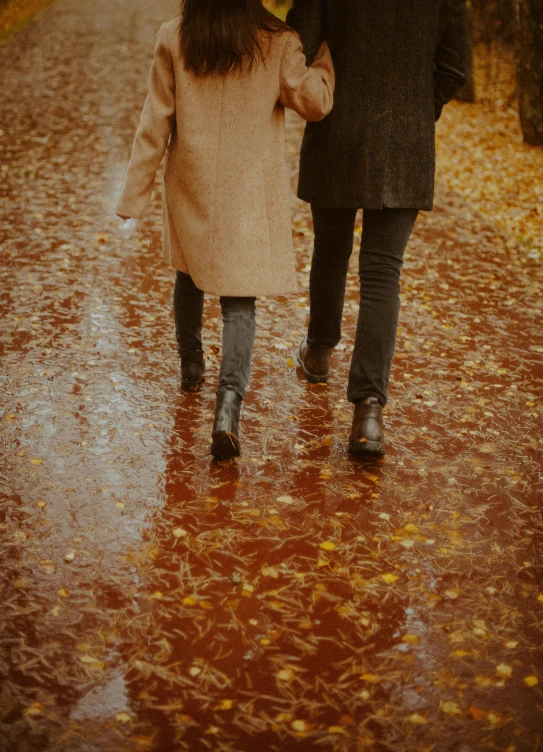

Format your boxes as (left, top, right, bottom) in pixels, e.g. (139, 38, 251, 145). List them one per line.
(286, 0, 326, 65)
(434, 0, 471, 120)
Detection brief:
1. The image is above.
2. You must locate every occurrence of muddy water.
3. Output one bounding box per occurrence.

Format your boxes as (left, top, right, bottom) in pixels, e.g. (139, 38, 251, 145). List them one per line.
(1, 1, 542, 750)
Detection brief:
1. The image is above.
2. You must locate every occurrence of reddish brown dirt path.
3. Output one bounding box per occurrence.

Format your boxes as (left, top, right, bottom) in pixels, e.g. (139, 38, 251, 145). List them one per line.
(1, 1, 542, 751)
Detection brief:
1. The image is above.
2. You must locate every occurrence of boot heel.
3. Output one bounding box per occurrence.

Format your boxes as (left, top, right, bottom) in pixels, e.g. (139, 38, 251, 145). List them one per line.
(211, 390, 242, 460)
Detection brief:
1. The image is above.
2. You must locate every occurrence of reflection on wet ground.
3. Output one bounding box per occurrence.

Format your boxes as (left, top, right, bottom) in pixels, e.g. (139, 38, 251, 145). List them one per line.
(1, 0, 542, 750)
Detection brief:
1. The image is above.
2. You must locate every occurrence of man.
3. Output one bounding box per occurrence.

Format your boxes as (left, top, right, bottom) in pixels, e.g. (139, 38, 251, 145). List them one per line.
(287, 0, 470, 456)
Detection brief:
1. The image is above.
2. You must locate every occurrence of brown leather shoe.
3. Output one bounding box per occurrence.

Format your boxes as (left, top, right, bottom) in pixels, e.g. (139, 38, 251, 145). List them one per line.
(211, 389, 242, 460)
(297, 336, 333, 383)
(348, 396, 385, 456)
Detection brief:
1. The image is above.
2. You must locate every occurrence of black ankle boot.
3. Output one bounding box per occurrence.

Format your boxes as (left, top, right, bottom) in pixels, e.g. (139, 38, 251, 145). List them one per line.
(181, 351, 205, 392)
(211, 389, 242, 460)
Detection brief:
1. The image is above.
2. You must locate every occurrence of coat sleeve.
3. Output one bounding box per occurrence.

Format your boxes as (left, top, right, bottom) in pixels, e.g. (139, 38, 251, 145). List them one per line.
(286, 0, 326, 66)
(116, 24, 176, 219)
(434, 0, 470, 121)
(279, 33, 335, 122)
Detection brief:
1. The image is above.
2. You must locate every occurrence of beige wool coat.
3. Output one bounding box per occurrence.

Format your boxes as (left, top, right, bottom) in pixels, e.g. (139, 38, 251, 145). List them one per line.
(116, 18, 335, 297)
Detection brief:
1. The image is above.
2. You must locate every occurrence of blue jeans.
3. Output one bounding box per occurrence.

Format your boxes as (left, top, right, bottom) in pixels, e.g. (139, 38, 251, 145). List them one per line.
(308, 206, 419, 405)
(173, 272, 256, 399)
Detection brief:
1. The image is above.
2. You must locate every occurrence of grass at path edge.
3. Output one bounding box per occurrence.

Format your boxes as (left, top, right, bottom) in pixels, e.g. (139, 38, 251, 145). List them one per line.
(0, 0, 55, 42)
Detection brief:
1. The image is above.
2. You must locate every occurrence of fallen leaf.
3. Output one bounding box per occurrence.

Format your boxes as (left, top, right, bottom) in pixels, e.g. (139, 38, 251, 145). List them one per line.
(39, 560, 56, 575)
(380, 573, 399, 584)
(277, 668, 295, 682)
(523, 675, 538, 687)
(214, 699, 234, 711)
(319, 541, 336, 551)
(468, 706, 487, 721)
(440, 700, 462, 715)
(407, 713, 428, 725)
(444, 589, 461, 599)
(496, 663, 512, 678)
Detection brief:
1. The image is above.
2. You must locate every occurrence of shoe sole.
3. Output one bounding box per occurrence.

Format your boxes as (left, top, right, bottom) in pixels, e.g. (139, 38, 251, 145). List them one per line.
(296, 353, 329, 384)
(211, 432, 241, 461)
(348, 437, 385, 457)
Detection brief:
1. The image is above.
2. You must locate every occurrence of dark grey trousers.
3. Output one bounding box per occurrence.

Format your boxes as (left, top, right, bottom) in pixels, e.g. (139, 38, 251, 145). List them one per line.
(308, 206, 419, 406)
(173, 272, 256, 399)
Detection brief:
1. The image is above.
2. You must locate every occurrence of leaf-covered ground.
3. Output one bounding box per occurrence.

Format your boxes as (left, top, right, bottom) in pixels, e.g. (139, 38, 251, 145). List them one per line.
(0, 0, 53, 40)
(0, 1, 542, 751)
(437, 42, 543, 261)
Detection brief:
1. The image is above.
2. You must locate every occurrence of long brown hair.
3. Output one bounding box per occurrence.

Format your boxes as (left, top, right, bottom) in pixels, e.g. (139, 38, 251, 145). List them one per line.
(180, 0, 290, 76)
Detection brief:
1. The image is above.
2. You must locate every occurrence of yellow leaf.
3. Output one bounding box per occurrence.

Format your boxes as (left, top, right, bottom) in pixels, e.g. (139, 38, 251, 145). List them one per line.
(524, 675, 538, 687)
(189, 666, 201, 677)
(404, 523, 419, 533)
(407, 713, 428, 725)
(487, 711, 501, 725)
(24, 702, 43, 717)
(401, 634, 419, 645)
(505, 640, 518, 648)
(496, 664, 512, 678)
(380, 573, 398, 584)
(537, 593, 543, 603)
(79, 654, 98, 664)
(173, 527, 187, 538)
(440, 701, 461, 715)
(199, 600, 213, 610)
(183, 596, 197, 606)
(277, 668, 295, 682)
(116, 712, 132, 723)
(291, 719, 308, 732)
(57, 588, 70, 598)
(453, 649, 469, 657)
(287, 357, 294, 368)
(319, 541, 336, 551)
(328, 725, 347, 734)
(214, 699, 234, 711)
(360, 673, 382, 683)
(444, 589, 461, 599)
(30, 459, 44, 465)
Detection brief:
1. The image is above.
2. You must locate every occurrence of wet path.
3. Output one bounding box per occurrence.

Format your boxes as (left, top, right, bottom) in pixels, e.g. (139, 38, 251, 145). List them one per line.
(1, 1, 542, 750)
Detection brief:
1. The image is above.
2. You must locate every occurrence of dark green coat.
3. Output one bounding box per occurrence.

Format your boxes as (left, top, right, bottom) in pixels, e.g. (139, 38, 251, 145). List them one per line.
(286, 0, 470, 209)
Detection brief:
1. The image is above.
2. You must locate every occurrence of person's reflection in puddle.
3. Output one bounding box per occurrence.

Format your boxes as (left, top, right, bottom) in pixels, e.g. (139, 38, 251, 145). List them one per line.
(117, 386, 401, 751)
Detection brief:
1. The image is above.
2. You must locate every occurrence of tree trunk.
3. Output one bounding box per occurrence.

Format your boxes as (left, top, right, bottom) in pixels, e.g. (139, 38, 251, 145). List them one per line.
(456, 3, 476, 102)
(515, 0, 543, 145)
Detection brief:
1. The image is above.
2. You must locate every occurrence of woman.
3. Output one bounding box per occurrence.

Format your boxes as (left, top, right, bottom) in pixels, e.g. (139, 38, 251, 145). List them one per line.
(116, 0, 335, 460)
